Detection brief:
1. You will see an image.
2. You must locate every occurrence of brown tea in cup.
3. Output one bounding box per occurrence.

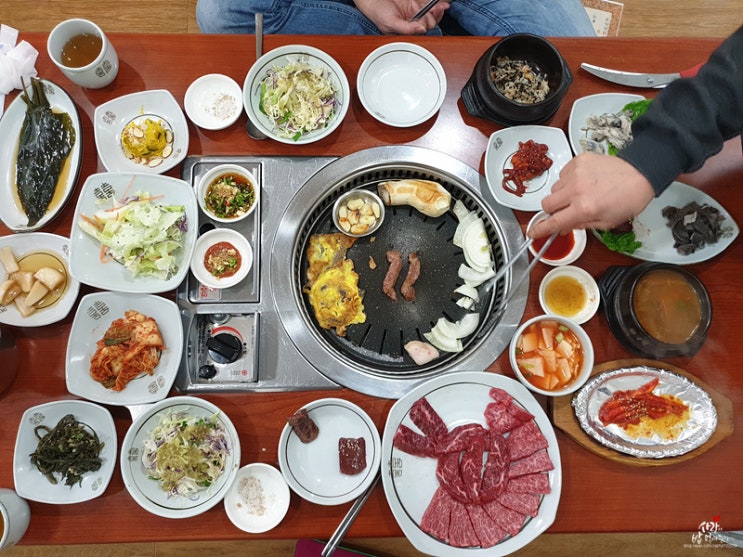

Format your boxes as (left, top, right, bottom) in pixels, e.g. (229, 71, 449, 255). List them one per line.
(60, 32, 103, 68)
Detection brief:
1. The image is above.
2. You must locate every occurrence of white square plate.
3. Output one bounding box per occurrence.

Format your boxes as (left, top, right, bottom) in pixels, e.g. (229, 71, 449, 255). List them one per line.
(0, 233, 80, 327)
(14, 399, 117, 504)
(94, 89, 189, 174)
(484, 125, 572, 212)
(567, 92, 646, 155)
(65, 292, 183, 405)
(68, 172, 197, 293)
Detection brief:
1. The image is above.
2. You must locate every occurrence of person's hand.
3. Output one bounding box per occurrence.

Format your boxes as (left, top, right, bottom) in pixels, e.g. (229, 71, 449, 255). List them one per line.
(354, 0, 449, 34)
(528, 153, 656, 239)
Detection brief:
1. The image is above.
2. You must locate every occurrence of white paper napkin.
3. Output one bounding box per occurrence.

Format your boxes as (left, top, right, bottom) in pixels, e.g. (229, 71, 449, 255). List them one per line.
(0, 24, 39, 118)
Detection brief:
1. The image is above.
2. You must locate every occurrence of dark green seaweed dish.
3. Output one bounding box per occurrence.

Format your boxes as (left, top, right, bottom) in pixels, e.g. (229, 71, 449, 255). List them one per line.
(16, 78, 76, 227)
(29, 413, 104, 487)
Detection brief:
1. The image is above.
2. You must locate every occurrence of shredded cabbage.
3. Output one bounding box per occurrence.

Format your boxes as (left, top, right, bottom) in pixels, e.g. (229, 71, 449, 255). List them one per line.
(142, 411, 230, 498)
(259, 62, 339, 141)
(77, 191, 188, 279)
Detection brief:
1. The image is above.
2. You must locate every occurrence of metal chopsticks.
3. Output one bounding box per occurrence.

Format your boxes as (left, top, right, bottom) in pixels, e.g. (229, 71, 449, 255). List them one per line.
(321, 471, 381, 557)
(409, 0, 443, 22)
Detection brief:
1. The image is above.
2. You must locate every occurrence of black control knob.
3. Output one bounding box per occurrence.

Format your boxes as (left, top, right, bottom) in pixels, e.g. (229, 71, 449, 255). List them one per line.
(198, 364, 218, 380)
(206, 332, 243, 364)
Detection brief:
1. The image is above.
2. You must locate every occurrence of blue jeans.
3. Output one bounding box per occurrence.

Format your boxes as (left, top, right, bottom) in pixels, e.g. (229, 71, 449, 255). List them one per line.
(196, 0, 596, 36)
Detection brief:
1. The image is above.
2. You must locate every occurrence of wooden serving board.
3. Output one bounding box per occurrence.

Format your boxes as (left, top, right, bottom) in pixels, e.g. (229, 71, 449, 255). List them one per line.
(550, 358, 734, 466)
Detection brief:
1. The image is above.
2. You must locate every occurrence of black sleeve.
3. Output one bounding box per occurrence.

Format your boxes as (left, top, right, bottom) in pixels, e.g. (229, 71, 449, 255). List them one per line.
(617, 25, 743, 195)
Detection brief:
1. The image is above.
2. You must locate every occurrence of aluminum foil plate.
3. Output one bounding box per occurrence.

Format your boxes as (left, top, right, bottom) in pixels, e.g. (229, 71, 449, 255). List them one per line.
(572, 366, 717, 458)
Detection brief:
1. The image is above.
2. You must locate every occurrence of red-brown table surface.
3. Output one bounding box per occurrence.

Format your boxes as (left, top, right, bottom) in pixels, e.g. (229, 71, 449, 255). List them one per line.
(2, 33, 742, 545)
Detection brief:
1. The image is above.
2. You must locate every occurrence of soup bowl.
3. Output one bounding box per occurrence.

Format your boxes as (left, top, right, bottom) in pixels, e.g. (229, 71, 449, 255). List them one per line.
(598, 262, 712, 358)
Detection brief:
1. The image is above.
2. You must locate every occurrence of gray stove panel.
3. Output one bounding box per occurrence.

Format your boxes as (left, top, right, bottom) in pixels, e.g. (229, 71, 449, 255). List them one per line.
(175, 155, 340, 393)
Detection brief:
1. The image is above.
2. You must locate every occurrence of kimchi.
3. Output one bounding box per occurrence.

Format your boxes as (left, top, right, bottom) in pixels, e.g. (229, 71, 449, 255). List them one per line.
(89, 310, 165, 391)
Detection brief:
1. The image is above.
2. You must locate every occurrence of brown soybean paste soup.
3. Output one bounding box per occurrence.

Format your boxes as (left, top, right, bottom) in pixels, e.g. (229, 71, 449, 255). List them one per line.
(632, 269, 702, 344)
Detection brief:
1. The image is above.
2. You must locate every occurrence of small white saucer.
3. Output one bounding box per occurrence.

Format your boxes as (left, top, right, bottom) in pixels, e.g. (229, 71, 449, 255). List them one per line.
(224, 463, 290, 533)
(184, 74, 242, 130)
(539, 265, 600, 324)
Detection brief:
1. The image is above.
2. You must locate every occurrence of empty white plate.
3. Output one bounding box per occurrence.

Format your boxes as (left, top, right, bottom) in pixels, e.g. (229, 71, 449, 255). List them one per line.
(358, 43, 446, 127)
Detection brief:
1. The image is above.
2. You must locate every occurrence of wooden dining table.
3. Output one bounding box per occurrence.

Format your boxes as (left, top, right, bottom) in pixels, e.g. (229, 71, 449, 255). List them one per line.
(2, 32, 741, 549)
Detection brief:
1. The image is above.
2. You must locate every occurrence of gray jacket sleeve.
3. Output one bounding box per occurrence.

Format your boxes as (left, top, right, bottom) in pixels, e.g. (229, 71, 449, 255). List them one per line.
(617, 25, 743, 196)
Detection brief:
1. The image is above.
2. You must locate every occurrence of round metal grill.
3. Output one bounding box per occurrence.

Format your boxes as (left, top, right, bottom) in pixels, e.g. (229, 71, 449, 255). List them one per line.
(271, 146, 528, 398)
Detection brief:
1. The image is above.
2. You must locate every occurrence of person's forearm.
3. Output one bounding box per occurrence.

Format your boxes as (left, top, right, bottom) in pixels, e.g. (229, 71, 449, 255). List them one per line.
(618, 25, 743, 195)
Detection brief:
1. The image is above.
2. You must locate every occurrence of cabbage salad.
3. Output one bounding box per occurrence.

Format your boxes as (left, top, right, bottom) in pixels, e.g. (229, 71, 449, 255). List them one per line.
(259, 61, 339, 141)
(142, 411, 230, 498)
(78, 191, 187, 279)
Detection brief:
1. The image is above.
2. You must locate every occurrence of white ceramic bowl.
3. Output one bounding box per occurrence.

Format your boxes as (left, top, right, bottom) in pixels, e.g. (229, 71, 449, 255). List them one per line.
(65, 292, 183, 405)
(484, 125, 572, 212)
(94, 89, 189, 174)
(196, 163, 260, 223)
(242, 44, 350, 144)
(527, 211, 587, 266)
(357, 42, 446, 127)
(539, 265, 600, 324)
(510, 314, 594, 397)
(332, 189, 385, 237)
(13, 399, 117, 504)
(190, 227, 253, 289)
(567, 92, 646, 155)
(184, 73, 243, 130)
(224, 463, 291, 533)
(120, 396, 241, 519)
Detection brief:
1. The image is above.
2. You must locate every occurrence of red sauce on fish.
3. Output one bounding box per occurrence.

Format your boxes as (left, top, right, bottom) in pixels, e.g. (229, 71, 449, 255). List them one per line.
(533, 231, 575, 261)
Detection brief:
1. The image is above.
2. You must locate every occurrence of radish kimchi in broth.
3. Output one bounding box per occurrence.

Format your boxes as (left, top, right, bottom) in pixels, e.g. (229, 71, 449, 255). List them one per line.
(515, 319, 584, 392)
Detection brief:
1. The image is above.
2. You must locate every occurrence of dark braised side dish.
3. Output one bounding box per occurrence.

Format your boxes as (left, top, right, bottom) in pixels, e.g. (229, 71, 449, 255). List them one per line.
(287, 408, 319, 444)
(490, 56, 550, 104)
(662, 201, 730, 255)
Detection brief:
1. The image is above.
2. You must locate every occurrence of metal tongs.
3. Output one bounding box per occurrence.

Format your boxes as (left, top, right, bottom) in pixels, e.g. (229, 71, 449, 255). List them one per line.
(246, 13, 267, 140)
(490, 231, 558, 315)
(580, 61, 704, 88)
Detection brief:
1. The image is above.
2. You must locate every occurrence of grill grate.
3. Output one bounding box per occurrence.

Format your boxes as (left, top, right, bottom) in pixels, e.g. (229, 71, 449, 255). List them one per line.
(295, 166, 507, 377)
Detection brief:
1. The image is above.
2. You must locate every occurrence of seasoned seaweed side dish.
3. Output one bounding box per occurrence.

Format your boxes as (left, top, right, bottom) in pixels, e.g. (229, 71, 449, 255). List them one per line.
(16, 78, 76, 227)
(29, 413, 104, 487)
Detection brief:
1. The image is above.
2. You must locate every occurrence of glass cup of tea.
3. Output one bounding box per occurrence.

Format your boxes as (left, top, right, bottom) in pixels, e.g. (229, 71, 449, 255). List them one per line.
(46, 18, 119, 88)
(0, 488, 30, 551)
